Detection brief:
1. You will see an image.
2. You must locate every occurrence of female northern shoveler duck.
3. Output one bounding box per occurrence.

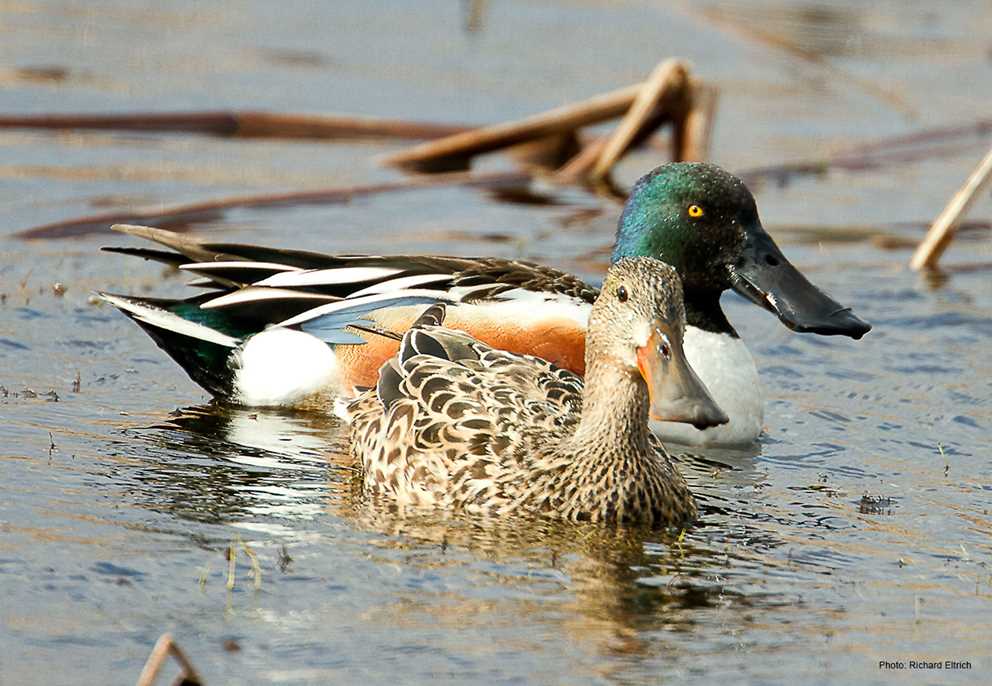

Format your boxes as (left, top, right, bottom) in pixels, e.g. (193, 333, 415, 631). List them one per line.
(100, 162, 870, 447)
(339, 258, 726, 526)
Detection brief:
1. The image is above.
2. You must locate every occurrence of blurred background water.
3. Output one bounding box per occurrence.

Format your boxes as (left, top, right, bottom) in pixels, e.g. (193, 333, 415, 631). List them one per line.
(1, 1, 990, 684)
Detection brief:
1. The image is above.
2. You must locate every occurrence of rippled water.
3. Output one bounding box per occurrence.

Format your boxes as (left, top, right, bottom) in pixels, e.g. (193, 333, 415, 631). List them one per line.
(2, 1, 991, 684)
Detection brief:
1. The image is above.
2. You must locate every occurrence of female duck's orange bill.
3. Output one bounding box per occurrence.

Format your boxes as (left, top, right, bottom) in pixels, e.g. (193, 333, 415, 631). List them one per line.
(636, 323, 729, 431)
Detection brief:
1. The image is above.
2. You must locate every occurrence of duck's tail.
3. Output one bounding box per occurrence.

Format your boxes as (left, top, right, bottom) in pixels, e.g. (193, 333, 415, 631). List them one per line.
(98, 292, 244, 397)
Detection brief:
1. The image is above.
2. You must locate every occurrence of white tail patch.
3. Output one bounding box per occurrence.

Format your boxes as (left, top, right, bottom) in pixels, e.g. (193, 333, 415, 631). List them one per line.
(232, 327, 340, 406)
(201, 287, 338, 310)
(99, 293, 239, 348)
(256, 266, 403, 288)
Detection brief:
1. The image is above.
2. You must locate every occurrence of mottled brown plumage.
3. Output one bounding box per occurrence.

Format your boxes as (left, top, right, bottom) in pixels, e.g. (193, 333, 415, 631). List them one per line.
(341, 258, 713, 528)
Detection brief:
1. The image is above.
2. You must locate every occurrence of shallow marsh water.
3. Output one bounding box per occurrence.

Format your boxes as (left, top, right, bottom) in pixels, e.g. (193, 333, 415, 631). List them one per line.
(1, 1, 991, 684)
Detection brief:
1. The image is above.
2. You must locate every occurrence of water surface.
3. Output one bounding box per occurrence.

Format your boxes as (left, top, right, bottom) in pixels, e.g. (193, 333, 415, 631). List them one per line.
(1, 1, 990, 684)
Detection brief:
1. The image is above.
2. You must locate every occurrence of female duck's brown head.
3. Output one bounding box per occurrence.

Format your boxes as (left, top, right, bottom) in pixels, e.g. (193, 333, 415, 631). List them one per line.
(586, 257, 728, 431)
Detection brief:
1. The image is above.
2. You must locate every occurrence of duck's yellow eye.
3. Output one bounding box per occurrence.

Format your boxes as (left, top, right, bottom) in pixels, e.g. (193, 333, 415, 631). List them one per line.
(688, 204, 704, 219)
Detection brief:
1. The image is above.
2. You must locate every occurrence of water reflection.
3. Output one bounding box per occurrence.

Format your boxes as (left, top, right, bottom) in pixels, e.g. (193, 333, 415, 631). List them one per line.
(4, 0, 992, 679)
(700, 1, 866, 59)
(122, 403, 858, 552)
(339, 505, 774, 671)
(113, 406, 343, 533)
(110, 404, 850, 661)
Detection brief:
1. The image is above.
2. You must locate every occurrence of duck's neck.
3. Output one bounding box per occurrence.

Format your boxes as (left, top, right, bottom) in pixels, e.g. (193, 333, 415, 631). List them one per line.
(559, 345, 697, 527)
(684, 287, 738, 338)
(568, 357, 653, 459)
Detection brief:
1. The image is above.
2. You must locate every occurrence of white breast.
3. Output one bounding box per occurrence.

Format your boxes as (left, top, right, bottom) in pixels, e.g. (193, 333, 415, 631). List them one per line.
(652, 326, 764, 447)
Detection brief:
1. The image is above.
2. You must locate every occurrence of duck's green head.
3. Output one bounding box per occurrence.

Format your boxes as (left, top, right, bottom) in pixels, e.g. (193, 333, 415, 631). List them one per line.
(612, 162, 870, 339)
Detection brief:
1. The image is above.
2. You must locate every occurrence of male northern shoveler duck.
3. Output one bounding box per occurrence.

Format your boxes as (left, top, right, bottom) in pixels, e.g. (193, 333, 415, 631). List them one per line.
(100, 162, 870, 447)
(339, 258, 726, 526)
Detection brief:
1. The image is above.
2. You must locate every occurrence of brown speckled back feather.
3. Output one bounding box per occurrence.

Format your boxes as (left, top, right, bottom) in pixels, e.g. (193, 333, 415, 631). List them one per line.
(346, 299, 697, 528)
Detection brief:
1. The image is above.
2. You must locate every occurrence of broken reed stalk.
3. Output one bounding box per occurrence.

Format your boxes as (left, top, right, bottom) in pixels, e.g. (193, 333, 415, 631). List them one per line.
(11, 60, 717, 240)
(136, 633, 203, 686)
(14, 170, 531, 240)
(238, 535, 263, 591)
(590, 60, 689, 180)
(556, 62, 713, 186)
(910, 144, 992, 271)
(555, 135, 610, 184)
(382, 82, 647, 172)
(0, 111, 469, 140)
(678, 81, 718, 163)
(226, 541, 237, 591)
(505, 131, 583, 171)
(385, 59, 710, 180)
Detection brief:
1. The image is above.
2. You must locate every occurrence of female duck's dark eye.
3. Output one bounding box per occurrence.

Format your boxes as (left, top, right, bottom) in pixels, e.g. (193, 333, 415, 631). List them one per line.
(616, 285, 628, 303)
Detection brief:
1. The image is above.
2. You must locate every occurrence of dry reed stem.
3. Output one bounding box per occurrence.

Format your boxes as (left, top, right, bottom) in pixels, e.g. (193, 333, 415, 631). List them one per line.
(136, 633, 203, 686)
(0, 111, 468, 140)
(556, 70, 708, 185)
(14, 170, 531, 240)
(555, 135, 610, 184)
(382, 82, 647, 171)
(678, 81, 719, 162)
(238, 536, 263, 591)
(226, 541, 237, 591)
(910, 144, 992, 270)
(590, 60, 688, 181)
(384, 65, 704, 175)
(505, 131, 583, 171)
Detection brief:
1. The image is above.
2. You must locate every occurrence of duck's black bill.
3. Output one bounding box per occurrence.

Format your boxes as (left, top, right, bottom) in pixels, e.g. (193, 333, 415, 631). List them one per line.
(731, 227, 871, 340)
